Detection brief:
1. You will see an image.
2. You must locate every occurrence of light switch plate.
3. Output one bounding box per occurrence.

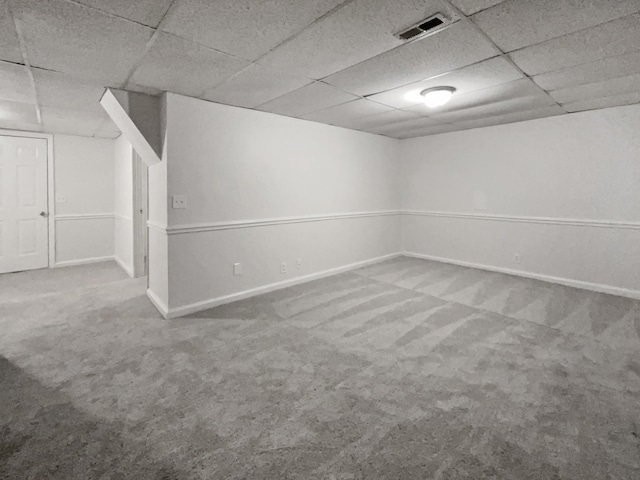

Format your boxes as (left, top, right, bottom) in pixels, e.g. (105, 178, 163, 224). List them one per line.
(172, 194, 187, 209)
(56, 194, 66, 203)
(233, 263, 242, 275)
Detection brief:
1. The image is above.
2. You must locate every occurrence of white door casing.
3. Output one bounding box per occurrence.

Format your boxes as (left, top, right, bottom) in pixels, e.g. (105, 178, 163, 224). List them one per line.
(132, 150, 148, 278)
(0, 135, 49, 274)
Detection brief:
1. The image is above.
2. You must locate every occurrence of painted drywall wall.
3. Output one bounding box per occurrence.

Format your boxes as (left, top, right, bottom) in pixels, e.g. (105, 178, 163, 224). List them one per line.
(163, 93, 399, 315)
(109, 91, 168, 306)
(53, 134, 115, 265)
(147, 144, 169, 311)
(400, 104, 640, 296)
(146, 94, 169, 312)
(113, 135, 134, 276)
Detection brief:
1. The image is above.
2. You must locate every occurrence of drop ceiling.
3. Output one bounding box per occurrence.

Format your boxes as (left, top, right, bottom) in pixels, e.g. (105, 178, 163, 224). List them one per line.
(0, 0, 639, 140)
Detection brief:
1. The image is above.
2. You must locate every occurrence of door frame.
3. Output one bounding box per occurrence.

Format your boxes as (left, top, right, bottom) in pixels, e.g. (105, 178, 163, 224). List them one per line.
(132, 150, 148, 278)
(0, 129, 56, 268)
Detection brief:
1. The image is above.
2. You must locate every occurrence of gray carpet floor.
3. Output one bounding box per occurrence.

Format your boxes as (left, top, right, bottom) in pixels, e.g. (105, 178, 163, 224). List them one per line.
(1, 256, 639, 479)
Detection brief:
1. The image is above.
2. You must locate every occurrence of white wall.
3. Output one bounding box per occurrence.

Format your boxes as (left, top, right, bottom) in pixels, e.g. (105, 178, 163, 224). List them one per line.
(147, 106, 169, 314)
(400, 104, 640, 297)
(143, 96, 640, 317)
(147, 95, 169, 310)
(113, 135, 134, 276)
(53, 134, 115, 266)
(161, 93, 400, 315)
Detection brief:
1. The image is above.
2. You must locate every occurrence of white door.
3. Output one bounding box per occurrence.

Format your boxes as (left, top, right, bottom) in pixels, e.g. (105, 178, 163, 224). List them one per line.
(0, 135, 49, 274)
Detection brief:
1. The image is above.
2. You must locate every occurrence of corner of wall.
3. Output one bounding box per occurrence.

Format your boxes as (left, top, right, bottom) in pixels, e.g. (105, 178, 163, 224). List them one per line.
(396, 107, 640, 297)
(157, 97, 403, 317)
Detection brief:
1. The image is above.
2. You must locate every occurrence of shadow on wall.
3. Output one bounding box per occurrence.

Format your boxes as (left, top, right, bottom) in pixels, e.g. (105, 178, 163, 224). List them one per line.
(0, 356, 185, 480)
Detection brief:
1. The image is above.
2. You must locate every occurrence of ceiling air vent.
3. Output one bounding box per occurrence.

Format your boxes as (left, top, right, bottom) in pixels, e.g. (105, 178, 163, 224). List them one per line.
(398, 27, 424, 41)
(396, 13, 449, 41)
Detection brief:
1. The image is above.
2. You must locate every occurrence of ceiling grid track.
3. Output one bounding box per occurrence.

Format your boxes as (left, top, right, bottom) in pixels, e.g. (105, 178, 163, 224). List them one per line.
(122, 0, 180, 90)
(2, 0, 639, 138)
(204, 0, 361, 103)
(252, 0, 358, 65)
(251, 20, 462, 111)
(439, 0, 567, 113)
(8, 2, 43, 125)
(120, 0, 261, 93)
(64, 0, 156, 29)
(125, 0, 359, 98)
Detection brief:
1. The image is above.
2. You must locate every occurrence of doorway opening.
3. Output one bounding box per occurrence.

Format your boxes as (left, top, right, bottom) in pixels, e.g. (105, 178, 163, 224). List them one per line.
(132, 150, 148, 279)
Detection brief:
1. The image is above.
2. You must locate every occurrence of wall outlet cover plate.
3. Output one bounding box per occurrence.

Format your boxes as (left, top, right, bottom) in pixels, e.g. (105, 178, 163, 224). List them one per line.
(172, 194, 187, 209)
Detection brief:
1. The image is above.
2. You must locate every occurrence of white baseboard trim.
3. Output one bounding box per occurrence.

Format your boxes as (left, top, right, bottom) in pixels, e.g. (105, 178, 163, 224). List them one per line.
(403, 251, 640, 300)
(146, 289, 169, 319)
(114, 256, 134, 278)
(148, 250, 640, 319)
(165, 253, 401, 319)
(53, 256, 114, 268)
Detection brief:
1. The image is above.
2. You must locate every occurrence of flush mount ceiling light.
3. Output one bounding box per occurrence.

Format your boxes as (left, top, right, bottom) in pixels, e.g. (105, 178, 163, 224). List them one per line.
(420, 86, 456, 108)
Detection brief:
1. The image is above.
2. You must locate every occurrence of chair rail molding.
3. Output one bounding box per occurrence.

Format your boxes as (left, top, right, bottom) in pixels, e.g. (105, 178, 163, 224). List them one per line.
(402, 210, 640, 230)
(158, 210, 402, 235)
(55, 213, 115, 221)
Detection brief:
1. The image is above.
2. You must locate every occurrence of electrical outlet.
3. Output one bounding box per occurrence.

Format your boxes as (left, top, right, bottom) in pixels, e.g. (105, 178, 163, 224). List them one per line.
(296, 258, 302, 269)
(172, 194, 187, 209)
(280, 262, 287, 274)
(513, 253, 521, 264)
(233, 263, 242, 276)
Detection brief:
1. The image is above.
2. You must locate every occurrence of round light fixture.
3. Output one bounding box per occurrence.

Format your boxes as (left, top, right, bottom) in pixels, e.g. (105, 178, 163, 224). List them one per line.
(420, 86, 456, 108)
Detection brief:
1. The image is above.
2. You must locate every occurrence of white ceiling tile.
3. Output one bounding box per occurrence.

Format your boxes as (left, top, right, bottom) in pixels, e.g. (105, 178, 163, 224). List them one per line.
(0, 0, 23, 63)
(94, 130, 121, 139)
(131, 33, 249, 98)
(43, 124, 97, 137)
(550, 73, 640, 104)
(33, 69, 105, 113)
(125, 83, 164, 97)
(563, 92, 640, 113)
(349, 109, 423, 131)
(473, 0, 640, 52)
(510, 13, 640, 76)
(0, 99, 38, 123)
(365, 116, 439, 136)
(94, 116, 121, 136)
(305, 98, 395, 119)
(429, 94, 557, 123)
(453, 105, 564, 130)
(70, 0, 174, 28)
(258, 0, 459, 80)
(450, 0, 505, 15)
(396, 123, 462, 139)
(256, 82, 358, 117)
(0, 61, 33, 104)
(366, 56, 523, 109)
(41, 106, 107, 137)
(96, 116, 120, 133)
(0, 119, 42, 133)
(533, 52, 640, 91)
(161, 0, 346, 61)
(300, 98, 395, 128)
(324, 21, 498, 96)
(12, 0, 154, 85)
(402, 78, 542, 116)
(204, 64, 313, 109)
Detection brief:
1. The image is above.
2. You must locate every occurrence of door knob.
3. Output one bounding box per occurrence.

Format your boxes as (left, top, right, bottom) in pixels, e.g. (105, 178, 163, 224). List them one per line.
(39, 211, 48, 217)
